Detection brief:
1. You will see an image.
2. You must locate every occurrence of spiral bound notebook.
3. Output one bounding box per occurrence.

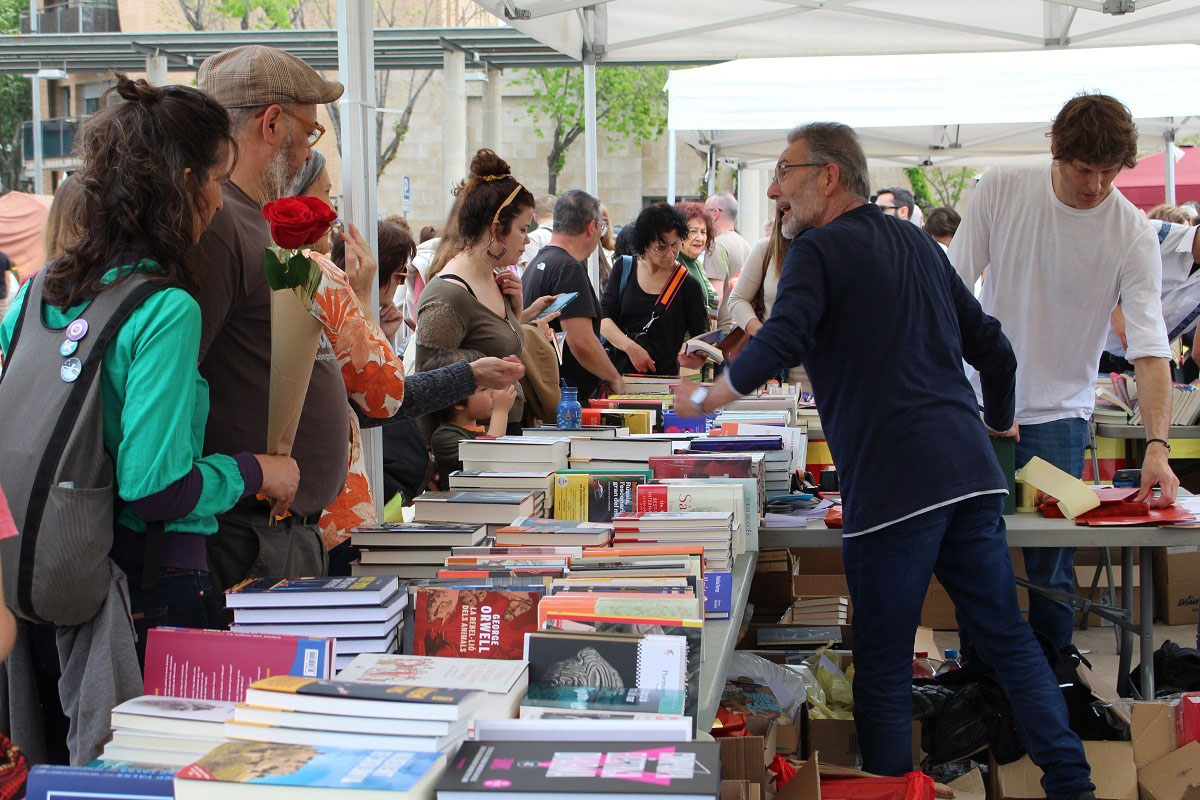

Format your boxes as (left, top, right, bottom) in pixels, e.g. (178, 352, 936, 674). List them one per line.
(523, 630, 689, 709)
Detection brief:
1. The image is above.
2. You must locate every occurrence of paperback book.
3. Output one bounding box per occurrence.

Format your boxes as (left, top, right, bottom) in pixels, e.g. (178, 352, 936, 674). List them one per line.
(410, 587, 540, 660)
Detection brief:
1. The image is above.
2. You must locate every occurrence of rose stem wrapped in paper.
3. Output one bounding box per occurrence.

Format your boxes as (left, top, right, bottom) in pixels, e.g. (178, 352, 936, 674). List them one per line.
(261, 196, 338, 519)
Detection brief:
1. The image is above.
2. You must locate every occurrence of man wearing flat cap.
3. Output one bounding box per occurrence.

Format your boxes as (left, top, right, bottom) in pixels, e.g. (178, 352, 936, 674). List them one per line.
(190, 45, 347, 593)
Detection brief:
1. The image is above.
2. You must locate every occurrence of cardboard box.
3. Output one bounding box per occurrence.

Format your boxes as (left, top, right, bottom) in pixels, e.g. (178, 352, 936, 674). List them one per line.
(721, 780, 750, 800)
(991, 741, 1136, 800)
(1156, 580, 1200, 626)
(1152, 547, 1200, 584)
(1131, 702, 1176, 769)
(1137, 741, 1200, 800)
(751, 549, 798, 609)
(776, 754, 820, 800)
(1074, 565, 1141, 622)
(794, 573, 851, 598)
(718, 735, 769, 789)
(804, 717, 921, 769)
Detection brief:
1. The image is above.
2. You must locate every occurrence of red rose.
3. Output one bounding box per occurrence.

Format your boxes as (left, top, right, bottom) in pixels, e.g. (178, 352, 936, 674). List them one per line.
(262, 196, 338, 249)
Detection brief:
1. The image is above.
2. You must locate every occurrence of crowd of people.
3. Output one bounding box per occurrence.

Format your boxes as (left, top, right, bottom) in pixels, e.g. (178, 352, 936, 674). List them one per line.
(0, 40, 1198, 792)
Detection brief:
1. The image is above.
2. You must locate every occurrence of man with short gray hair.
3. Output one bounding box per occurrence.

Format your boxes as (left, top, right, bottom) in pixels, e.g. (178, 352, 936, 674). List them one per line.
(704, 192, 751, 332)
(522, 189, 625, 398)
(673, 122, 1093, 800)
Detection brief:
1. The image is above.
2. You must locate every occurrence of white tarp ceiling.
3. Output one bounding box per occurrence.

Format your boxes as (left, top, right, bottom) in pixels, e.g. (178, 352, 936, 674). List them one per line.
(477, 0, 1200, 63)
(667, 44, 1200, 167)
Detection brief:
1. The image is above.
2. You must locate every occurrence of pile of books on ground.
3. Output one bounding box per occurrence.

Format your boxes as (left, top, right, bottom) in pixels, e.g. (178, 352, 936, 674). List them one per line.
(225, 576, 405, 670)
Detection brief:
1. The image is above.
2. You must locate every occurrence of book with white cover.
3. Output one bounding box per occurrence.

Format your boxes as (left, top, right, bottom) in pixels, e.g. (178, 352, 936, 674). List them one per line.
(458, 437, 569, 462)
(107, 730, 224, 754)
(232, 612, 402, 639)
(231, 590, 406, 624)
(337, 654, 528, 719)
(462, 458, 567, 473)
(473, 717, 692, 742)
(569, 437, 675, 461)
(224, 720, 464, 753)
(110, 696, 234, 739)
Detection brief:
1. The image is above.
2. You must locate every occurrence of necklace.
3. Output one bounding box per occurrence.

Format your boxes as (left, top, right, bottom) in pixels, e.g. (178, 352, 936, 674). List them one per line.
(453, 250, 520, 337)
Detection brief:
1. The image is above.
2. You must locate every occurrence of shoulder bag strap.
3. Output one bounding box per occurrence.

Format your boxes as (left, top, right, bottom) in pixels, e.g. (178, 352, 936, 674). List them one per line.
(618, 256, 634, 298)
(0, 274, 38, 381)
(17, 280, 163, 621)
(653, 264, 691, 315)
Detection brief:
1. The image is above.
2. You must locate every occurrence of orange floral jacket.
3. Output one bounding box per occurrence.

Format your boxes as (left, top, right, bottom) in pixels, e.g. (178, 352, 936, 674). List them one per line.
(310, 253, 404, 549)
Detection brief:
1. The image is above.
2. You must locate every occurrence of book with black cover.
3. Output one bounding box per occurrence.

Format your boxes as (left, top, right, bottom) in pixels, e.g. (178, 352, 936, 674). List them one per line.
(244, 675, 483, 721)
(225, 577, 400, 608)
(436, 741, 720, 800)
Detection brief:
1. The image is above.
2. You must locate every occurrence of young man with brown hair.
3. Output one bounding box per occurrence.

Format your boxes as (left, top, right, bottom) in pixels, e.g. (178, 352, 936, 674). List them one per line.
(950, 93, 1177, 652)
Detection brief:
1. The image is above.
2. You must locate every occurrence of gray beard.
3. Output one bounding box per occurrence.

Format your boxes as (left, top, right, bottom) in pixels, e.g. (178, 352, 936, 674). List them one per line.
(259, 131, 300, 203)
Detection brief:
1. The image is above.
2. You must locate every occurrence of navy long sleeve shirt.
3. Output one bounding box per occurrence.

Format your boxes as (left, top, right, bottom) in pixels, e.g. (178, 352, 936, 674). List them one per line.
(727, 203, 1017, 534)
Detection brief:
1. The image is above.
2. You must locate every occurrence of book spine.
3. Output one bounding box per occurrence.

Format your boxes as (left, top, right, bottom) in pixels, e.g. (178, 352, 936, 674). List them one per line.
(637, 485, 668, 513)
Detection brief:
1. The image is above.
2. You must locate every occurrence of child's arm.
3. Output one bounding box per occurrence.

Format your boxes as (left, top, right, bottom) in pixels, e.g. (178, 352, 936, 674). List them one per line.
(487, 385, 518, 437)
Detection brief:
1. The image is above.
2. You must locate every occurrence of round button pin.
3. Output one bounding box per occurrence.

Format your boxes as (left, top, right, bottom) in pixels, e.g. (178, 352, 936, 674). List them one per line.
(59, 338, 78, 357)
(65, 319, 88, 342)
(60, 357, 82, 383)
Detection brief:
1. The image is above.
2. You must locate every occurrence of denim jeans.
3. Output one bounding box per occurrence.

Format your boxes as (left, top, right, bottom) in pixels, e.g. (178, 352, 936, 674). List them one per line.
(843, 495, 1093, 800)
(110, 554, 222, 671)
(1014, 418, 1090, 650)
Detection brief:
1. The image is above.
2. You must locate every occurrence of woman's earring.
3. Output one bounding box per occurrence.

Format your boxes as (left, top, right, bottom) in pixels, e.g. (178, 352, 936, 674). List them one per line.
(485, 238, 507, 260)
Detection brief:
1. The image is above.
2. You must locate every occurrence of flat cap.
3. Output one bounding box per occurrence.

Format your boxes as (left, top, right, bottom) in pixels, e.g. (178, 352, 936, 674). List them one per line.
(198, 45, 343, 108)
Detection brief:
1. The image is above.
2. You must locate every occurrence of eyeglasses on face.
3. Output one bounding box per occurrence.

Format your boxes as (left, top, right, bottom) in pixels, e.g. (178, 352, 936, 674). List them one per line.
(256, 105, 325, 147)
(773, 161, 825, 184)
(649, 238, 683, 255)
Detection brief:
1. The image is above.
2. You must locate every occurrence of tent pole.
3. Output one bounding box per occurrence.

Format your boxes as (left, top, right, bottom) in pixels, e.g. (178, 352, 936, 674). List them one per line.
(442, 48, 467, 218)
(337, 0, 383, 517)
(584, 41, 600, 288)
(1164, 123, 1177, 206)
(30, 75, 43, 195)
(667, 129, 677, 204)
(706, 147, 717, 197)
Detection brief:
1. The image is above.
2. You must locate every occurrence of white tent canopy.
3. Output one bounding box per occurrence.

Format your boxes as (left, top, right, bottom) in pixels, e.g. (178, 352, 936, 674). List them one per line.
(668, 44, 1200, 168)
(478, 0, 1200, 63)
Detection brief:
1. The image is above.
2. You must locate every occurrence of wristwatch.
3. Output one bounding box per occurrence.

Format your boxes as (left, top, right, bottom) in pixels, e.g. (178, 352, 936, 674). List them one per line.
(689, 387, 709, 415)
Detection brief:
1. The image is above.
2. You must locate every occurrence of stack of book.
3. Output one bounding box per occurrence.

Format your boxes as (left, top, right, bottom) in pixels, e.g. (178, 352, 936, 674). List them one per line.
(226, 675, 483, 754)
(566, 435, 675, 472)
(336, 653, 528, 719)
(175, 741, 446, 800)
(412, 490, 544, 528)
(581, 406, 655, 433)
(649, 452, 765, 506)
(553, 469, 649, 522)
(780, 595, 850, 626)
(636, 480, 753, 555)
(458, 436, 569, 473)
(99, 696, 232, 769)
(524, 424, 629, 438)
(407, 585, 544, 660)
(350, 522, 487, 579)
(493, 517, 613, 547)
(611, 512, 734, 619)
(687, 434, 793, 493)
(449, 470, 556, 513)
(226, 577, 406, 671)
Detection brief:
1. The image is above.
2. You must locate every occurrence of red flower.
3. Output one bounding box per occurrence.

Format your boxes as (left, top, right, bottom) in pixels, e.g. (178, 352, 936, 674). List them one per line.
(262, 196, 338, 249)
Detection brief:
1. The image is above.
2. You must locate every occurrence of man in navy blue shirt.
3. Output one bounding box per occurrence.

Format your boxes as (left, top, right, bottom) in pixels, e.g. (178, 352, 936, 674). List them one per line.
(673, 123, 1093, 799)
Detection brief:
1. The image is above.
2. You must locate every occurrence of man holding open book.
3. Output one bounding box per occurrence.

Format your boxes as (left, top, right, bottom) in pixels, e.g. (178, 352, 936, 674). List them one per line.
(673, 123, 1095, 800)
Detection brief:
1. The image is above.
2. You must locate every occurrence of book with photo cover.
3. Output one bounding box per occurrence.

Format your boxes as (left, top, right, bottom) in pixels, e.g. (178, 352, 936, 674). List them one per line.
(554, 473, 645, 523)
(524, 630, 687, 699)
(26, 764, 175, 800)
(410, 587, 540, 660)
(521, 685, 686, 717)
(436, 741, 720, 800)
(351, 521, 488, 548)
(225, 576, 400, 608)
(174, 742, 445, 799)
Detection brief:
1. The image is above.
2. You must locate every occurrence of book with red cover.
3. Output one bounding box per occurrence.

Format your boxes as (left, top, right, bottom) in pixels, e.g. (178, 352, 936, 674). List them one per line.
(143, 627, 333, 703)
(648, 454, 754, 480)
(410, 588, 540, 660)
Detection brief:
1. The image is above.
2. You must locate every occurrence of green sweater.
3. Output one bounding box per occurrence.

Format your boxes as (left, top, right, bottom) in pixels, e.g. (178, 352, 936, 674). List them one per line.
(0, 262, 243, 534)
(678, 253, 719, 312)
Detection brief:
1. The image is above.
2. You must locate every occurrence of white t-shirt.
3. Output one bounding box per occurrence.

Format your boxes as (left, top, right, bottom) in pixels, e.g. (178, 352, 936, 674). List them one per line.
(949, 165, 1169, 425)
(519, 223, 554, 267)
(1105, 220, 1200, 355)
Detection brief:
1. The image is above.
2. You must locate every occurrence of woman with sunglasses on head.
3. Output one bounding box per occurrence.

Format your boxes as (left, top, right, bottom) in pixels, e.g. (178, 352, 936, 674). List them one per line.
(416, 150, 557, 433)
(601, 202, 709, 376)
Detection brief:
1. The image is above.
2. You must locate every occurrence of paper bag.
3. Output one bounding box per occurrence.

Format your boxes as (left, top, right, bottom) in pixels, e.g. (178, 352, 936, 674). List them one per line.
(268, 287, 323, 457)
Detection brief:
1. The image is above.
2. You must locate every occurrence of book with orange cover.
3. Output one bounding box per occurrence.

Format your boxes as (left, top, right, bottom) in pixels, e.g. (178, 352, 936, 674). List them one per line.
(534, 594, 703, 629)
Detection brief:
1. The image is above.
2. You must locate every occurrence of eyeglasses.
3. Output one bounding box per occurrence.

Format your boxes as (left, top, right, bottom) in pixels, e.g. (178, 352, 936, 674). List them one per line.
(595, 220, 609, 237)
(686, 228, 707, 239)
(773, 161, 825, 184)
(256, 105, 326, 147)
(649, 239, 684, 255)
(876, 204, 897, 212)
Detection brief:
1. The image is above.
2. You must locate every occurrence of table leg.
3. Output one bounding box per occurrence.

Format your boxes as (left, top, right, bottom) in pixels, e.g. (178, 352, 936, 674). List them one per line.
(1139, 546, 1156, 699)
(1118, 546, 1135, 697)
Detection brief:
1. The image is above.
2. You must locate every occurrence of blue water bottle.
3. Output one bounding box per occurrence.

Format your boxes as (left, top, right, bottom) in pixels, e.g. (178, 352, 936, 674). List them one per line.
(556, 381, 581, 429)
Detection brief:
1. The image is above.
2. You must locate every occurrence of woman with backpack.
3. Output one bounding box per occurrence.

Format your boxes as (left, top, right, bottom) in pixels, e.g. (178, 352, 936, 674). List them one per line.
(0, 76, 299, 763)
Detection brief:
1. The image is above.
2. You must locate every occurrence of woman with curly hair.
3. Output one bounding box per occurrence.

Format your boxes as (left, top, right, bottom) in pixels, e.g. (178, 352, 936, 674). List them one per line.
(675, 201, 720, 314)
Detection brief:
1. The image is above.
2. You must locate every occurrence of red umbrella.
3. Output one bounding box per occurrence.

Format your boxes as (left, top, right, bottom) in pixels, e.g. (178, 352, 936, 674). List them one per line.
(1113, 146, 1200, 210)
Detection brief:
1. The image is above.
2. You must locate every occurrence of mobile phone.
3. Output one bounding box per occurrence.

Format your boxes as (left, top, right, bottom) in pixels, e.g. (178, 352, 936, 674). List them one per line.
(533, 292, 579, 321)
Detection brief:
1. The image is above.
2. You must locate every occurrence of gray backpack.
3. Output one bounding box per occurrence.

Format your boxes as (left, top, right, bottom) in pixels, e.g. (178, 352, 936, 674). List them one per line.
(0, 269, 161, 625)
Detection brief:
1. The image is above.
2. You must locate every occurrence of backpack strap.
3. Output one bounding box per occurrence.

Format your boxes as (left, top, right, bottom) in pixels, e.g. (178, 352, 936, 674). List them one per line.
(0, 280, 35, 379)
(17, 279, 163, 621)
(618, 256, 634, 298)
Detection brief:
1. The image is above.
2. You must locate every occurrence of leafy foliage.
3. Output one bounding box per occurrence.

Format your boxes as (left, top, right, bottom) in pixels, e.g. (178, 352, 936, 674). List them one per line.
(212, 0, 299, 29)
(0, 0, 31, 191)
(515, 65, 670, 193)
(903, 166, 976, 212)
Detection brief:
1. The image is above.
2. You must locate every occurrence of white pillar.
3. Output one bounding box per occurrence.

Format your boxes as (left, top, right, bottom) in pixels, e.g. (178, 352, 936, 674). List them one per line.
(737, 167, 766, 241)
(666, 129, 677, 205)
(706, 148, 717, 197)
(145, 54, 168, 86)
(442, 48, 467, 217)
(481, 68, 503, 151)
(31, 76, 43, 195)
(583, 52, 600, 288)
(1165, 125, 1177, 206)
(338, 0, 383, 515)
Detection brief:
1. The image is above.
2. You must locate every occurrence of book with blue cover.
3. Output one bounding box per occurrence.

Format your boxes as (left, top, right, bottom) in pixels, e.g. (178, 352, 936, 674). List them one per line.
(174, 742, 445, 798)
(703, 571, 733, 620)
(689, 435, 784, 452)
(27, 764, 175, 800)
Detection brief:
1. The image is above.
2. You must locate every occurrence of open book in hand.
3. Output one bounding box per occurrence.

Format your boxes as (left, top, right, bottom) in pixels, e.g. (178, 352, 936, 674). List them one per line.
(682, 328, 750, 365)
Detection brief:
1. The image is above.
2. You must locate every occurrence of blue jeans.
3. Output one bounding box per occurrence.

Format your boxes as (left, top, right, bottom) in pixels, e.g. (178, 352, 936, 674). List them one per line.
(1015, 418, 1089, 650)
(111, 554, 222, 670)
(843, 495, 1092, 799)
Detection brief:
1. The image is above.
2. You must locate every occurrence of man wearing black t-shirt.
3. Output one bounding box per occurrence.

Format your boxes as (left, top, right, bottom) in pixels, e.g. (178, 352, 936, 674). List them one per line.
(522, 190, 625, 398)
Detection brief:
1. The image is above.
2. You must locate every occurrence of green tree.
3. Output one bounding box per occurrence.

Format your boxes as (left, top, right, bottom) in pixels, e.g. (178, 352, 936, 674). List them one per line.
(213, 0, 298, 29)
(0, 0, 31, 191)
(515, 65, 670, 194)
(903, 167, 935, 213)
(903, 165, 975, 212)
